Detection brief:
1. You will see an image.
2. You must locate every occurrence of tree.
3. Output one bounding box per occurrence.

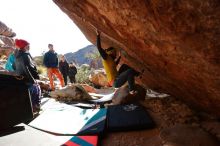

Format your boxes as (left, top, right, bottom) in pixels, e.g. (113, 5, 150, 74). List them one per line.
(85, 50, 101, 69)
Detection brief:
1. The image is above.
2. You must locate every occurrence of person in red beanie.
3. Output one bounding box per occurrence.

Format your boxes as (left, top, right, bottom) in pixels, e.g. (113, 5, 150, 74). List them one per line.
(14, 39, 41, 113)
(15, 39, 29, 49)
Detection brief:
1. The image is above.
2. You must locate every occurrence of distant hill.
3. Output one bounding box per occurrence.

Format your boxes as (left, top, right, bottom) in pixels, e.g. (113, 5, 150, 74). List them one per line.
(64, 45, 102, 68)
(33, 45, 103, 69)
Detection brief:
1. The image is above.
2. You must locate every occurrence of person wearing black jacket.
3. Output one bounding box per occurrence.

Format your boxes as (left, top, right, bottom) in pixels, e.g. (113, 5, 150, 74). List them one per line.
(96, 30, 120, 87)
(43, 44, 65, 90)
(59, 55, 69, 85)
(96, 30, 140, 95)
(68, 62, 77, 83)
(14, 39, 41, 112)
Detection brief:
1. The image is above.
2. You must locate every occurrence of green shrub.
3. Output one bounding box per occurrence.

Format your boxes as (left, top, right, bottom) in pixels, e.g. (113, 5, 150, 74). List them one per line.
(34, 56, 44, 66)
(37, 65, 47, 76)
(75, 64, 93, 84)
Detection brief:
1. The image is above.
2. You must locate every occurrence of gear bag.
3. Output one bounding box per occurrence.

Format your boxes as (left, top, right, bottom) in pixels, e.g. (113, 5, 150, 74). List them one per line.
(0, 73, 33, 130)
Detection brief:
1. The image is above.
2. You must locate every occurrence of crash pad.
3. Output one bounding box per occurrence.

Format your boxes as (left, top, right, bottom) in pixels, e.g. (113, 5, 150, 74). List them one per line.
(0, 124, 65, 146)
(62, 136, 98, 146)
(29, 98, 106, 135)
(89, 92, 115, 103)
(107, 104, 155, 131)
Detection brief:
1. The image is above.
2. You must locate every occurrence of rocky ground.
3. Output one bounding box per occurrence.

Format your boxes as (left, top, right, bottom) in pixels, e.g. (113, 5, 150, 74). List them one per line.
(101, 93, 220, 146)
(1, 67, 218, 146)
(43, 83, 220, 145)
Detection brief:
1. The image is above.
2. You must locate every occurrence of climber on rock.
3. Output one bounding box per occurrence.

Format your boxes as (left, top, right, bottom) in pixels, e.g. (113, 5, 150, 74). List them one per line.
(96, 29, 141, 95)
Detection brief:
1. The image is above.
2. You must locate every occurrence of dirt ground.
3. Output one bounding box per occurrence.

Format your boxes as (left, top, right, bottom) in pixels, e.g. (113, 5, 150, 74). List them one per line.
(101, 95, 220, 146)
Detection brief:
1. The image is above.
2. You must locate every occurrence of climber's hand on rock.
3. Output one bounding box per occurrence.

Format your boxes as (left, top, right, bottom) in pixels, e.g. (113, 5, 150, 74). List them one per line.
(118, 50, 121, 57)
(96, 29, 100, 35)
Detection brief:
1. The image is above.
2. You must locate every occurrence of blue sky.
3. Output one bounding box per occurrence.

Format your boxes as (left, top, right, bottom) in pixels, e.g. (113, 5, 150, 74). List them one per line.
(0, 0, 91, 56)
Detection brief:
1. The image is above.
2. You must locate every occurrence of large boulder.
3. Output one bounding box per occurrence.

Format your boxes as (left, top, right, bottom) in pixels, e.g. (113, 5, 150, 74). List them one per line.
(38, 81, 50, 92)
(0, 21, 16, 37)
(53, 0, 220, 117)
(89, 69, 108, 87)
(0, 21, 16, 56)
(50, 84, 95, 102)
(81, 84, 97, 93)
(112, 84, 146, 105)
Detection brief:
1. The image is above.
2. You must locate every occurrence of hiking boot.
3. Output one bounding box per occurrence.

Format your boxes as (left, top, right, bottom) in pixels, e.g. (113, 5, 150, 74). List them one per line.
(33, 105, 41, 113)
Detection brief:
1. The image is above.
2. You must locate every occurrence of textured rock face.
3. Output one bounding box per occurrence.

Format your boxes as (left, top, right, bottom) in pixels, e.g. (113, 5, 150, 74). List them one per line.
(0, 21, 15, 56)
(50, 84, 93, 102)
(112, 84, 146, 105)
(53, 0, 220, 116)
(89, 69, 108, 87)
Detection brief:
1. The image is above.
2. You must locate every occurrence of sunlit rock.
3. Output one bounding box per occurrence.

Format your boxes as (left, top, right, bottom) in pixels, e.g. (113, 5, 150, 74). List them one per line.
(50, 84, 95, 102)
(112, 84, 146, 105)
(89, 69, 108, 87)
(54, 0, 220, 116)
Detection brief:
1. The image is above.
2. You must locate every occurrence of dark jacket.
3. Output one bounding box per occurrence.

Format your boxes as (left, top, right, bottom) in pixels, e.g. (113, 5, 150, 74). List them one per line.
(59, 60, 69, 75)
(97, 34, 108, 60)
(96, 34, 121, 64)
(43, 50, 58, 68)
(69, 66, 77, 77)
(14, 50, 39, 84)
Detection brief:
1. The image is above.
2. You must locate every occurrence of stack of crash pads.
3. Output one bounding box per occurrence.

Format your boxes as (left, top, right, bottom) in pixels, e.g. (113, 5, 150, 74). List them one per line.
(0, 123, 99, 146)
(62, 103, 155, 146)
(0, 124, 64, 146)
(62, 136, 98, 146)
(28, 98, 104, 146)
(29, 98, 107, 135)
(28, 97, 155, 146)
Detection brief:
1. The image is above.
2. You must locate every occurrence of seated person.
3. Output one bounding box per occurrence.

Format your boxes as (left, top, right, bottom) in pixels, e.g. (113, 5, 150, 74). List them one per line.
(14, 39, 41, 112)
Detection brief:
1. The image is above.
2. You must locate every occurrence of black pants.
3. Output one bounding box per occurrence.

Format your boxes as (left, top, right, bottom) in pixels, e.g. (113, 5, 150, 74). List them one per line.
(69, 76, 76, 83)
(113, 68, 137, 91)
(62, 74, 68, 85)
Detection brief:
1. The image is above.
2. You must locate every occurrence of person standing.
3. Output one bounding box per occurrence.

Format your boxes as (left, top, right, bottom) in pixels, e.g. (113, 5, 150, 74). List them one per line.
(14, 39, 41, 112)
(5, 50, 16, 72)
(59, 55, 69, 86)
(68, 62, 77, 83)
(43, 44, 64, 90)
